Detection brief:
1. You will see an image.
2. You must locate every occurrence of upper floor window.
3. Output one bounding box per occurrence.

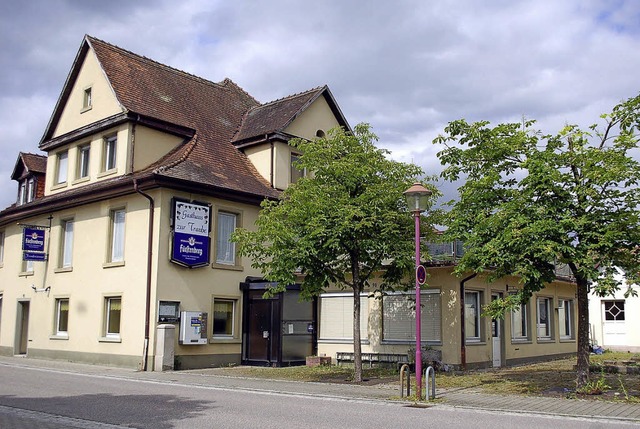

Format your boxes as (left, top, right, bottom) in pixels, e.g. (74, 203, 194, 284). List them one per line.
(290, 153, 305, 184)
(18, 181, 26, 205)
(56, 151, 68, 184)
(77, 145, 90, 179)
(103, 136, 117, 172)
(27, 178, 35, 202)
(17, 178, 36, 205)
(82, 87, 92, 110)
(0, 230, 5, 264)
(216, 212, 237, 265)
(60, 219, 74, 269)
(109, 209, 125, 263)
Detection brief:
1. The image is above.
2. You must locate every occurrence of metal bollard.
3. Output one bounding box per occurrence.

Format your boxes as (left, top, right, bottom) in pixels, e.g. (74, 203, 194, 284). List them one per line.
(423, 365, 436, 400)
(399, 364, 411, 398)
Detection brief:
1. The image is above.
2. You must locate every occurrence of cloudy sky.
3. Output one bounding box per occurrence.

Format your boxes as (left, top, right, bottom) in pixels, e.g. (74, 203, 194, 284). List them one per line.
(0, 0, 638, 210)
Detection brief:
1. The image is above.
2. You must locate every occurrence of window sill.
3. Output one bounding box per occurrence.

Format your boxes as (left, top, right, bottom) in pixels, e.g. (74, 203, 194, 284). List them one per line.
(536, 338, 555, 343)
(99, 336, 122, 343)
(212, 262, 243, 271)
(210, 337, 241, 344)
(49, 334, 69, 340)
(80, 106, 92, 113)
(72, 177, 90, 185)
(54, 267, 73, 274)
(103, 261, 125, 269)
(51, 182, 68, 191)
(465, 341, 486, 346)
(19, 271, 34, 277)
(559, 338, 575, 343)
(318, 339, 370, 344)
(511, 339, 532, 344)
(97, 169, 118, 179)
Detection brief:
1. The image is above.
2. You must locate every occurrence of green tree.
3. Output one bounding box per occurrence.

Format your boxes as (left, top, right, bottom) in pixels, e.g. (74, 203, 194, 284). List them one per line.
(233, 124, 436, 382)
(434, 95, 640, 388)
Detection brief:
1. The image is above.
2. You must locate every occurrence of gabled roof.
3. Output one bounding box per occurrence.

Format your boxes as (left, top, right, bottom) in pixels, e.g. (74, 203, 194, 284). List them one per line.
(11, 152, 47, 181)
(232, 86, 350, 145)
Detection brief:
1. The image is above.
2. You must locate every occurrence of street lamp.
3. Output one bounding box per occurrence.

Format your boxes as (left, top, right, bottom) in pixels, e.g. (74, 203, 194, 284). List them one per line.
(404, 182, 432, 400)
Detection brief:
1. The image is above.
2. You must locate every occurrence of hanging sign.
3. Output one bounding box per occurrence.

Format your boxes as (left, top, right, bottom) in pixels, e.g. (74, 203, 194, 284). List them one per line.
(171, 198, 211, 268)
(22, 227, 45, 252)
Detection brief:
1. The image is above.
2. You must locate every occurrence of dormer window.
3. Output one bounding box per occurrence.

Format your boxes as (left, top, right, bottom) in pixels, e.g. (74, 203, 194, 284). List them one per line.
(18, 181, 26, 205)
(82, 87, 92, 111)
(26, 178, 35, 202)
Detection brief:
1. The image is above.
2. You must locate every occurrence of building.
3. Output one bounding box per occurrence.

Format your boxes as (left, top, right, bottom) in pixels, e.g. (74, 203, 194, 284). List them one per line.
(589, 269, 640, 352)
(316, 245, 579, 369)
(0, 35, 578, 371)
(0, 35, 348, 370)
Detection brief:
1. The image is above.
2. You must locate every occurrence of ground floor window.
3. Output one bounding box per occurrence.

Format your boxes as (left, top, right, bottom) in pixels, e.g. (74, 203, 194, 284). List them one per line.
(536, 297, 552, 340)
(558, 299, 574, 340)
(382, 290, 441, 343)
(319, 293, 369, 341)
(212, 298, 236, 338)
(55, 298, 69, 336)
(465, 291, 482, 342)
(105, 297, 121, 337)
(510, 296, 529, 341)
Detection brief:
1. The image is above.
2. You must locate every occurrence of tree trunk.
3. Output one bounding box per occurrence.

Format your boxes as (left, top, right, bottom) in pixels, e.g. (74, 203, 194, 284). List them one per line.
(575, 276, 590, 388)
(352, 286, 363, 383)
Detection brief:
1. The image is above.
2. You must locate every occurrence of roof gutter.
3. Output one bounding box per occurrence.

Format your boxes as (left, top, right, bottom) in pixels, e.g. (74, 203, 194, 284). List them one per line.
(134, 178, 154, 371)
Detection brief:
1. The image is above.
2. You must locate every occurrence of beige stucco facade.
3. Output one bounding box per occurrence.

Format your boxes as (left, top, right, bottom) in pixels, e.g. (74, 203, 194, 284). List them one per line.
(316, 266, 578, 369)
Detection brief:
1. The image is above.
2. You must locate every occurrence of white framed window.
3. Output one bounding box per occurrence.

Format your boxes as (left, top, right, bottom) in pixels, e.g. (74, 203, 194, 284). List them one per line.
(55, 298, 69, 336)
(56, 151, 68, 184)
(77, 144, 90, 179)
(510, 297, 529, 341)
(604, 300, 625, 321)
(319, 293, 369, 341)
(60, 219, 74, 268)
(290, 153, 305, 184)
(105, 297, 122, 337)
(536, 297, 553, 340)
(216, 212, 237, 265)
(18, 180, 26, 205)
(27, 178, 35, 202)
(82, 87, 92, 110)
(558, 299, 574, 340)
(465, 291, 482, 342)
(109, 209, 125, 263)
(212, 298, 236, 338)
(382, 290, 441, 343)
(103, 136, 117, 171)
(22, 258, 34, 274)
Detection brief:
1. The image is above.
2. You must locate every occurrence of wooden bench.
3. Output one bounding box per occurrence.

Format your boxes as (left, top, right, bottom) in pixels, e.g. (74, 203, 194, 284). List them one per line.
(336, 352, 409, 368)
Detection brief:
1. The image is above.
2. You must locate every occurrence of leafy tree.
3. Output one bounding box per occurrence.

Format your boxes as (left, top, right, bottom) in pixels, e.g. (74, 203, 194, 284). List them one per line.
(434, 95, 640, 388)
(233, 124, 436, 382)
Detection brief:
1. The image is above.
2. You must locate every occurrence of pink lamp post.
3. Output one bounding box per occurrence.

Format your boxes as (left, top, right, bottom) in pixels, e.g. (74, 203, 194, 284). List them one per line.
(403, 182, 431, 400)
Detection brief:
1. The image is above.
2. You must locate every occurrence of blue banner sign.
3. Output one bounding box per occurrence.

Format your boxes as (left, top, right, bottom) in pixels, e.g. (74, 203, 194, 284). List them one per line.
(22, 227, 46, 252)
(24, 251, 47, 261)
(171, 199, 211, 268)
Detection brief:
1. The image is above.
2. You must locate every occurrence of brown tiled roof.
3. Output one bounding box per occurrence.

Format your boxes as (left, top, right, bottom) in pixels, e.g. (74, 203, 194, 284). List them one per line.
(11, 152, 47, 181)
(233, 87, 326, 143)
(86, 36, 279, 199)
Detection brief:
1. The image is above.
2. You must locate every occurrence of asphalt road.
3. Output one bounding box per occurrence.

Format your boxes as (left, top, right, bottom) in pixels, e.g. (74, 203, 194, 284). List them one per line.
(0, 363, 636, 429)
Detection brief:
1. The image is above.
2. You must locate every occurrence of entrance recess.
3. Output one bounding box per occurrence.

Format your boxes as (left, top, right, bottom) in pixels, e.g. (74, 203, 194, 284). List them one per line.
(491, 293, 502, 368)
(241, 278, 316, 366)
(16, 301, 30, 355)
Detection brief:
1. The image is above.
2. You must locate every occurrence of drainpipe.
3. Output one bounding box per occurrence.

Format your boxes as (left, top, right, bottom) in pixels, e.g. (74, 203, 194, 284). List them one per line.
(134, 179, 154, 371)
(269, 135, 274, 187)
(460, 273, 477, 370)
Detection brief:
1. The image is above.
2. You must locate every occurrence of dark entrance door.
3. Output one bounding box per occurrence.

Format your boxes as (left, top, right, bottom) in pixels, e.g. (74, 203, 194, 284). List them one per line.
(246, 296, 279, 363)
(17, 301, 30, 355)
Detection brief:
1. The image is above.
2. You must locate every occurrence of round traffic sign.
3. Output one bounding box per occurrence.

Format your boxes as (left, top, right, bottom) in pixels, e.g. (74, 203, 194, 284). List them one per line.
(416, 265, 427, 285)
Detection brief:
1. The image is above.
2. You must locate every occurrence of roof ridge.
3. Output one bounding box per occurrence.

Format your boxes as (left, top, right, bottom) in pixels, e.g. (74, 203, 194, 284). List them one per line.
(221, 78, 260, 105)
(254, 85, 325, 110)
(20, 152, 46, 158)
(86, 35, 228, 91)
(153, 135, 198, 174)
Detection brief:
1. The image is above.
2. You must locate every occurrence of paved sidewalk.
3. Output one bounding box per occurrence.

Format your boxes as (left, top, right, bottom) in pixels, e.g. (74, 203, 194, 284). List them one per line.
(1, 356, 639, 423)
